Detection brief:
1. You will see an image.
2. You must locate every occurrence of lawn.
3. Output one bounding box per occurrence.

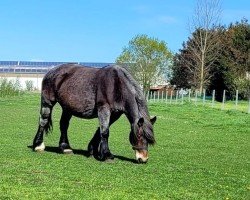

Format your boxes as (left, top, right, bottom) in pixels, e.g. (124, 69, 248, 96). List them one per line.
(0, 94, 249, 199)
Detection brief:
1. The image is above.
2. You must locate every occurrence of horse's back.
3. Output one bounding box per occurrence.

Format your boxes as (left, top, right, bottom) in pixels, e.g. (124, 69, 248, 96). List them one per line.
(40, 64, 140, 118)
(41, 64, 100, 117)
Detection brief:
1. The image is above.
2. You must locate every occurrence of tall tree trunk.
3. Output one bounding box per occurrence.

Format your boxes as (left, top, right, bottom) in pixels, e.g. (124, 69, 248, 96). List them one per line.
(200, 52, 205, 93)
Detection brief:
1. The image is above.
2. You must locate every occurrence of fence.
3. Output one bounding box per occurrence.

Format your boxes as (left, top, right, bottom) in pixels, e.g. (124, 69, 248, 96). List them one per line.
(146, 89, 250, 114)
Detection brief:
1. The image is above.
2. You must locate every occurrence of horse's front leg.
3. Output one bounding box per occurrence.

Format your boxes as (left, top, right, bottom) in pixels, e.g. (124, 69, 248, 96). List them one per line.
(59, 110, 73, 154)
(88, 128, 114, 159)
(97, 105, 112, 161)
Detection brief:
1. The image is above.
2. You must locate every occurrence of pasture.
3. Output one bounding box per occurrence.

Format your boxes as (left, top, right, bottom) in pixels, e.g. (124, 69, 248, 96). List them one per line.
(0, 94, 249, 199)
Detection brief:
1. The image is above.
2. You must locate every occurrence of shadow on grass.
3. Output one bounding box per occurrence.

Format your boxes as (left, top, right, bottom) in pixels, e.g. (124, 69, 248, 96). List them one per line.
(27, 145, 137, 163)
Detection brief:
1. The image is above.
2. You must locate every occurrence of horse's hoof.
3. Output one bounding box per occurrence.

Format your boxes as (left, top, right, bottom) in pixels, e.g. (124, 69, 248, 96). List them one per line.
(34, 142, 45, 152)
(63, 149, 73, 154)
(106, 153, 114, 160)
(86, 150, 93, 157)
(98, 152, 114, 161)
(105, 158, 115, 163)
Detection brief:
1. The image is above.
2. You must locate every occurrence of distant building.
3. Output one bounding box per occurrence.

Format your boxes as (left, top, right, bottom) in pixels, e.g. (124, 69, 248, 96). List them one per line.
(0, 61, 113, 90)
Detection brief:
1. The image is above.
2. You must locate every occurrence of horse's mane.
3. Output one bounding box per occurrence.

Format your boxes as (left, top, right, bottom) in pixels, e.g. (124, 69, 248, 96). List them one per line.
(113, 65, 155, 144)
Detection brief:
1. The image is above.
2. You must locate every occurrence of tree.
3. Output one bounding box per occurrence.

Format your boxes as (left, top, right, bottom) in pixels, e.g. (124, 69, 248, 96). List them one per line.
(171, 27, 223, 91)
(216, 19, 250, 99)
(187, 0, 222, 92)
(116, 34, 172, 92)
(170, 43, 194, 89)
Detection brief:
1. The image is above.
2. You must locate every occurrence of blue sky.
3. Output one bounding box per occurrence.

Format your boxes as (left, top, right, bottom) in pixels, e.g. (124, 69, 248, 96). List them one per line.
(0, 0, 249, 62)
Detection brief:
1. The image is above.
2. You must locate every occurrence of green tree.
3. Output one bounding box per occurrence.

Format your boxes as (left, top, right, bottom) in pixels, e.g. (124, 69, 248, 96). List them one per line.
(210, 19, 250, 100)
(171, 43, 194, 89)
(171, 27, 223, 91)
(116, 34, 172, 92)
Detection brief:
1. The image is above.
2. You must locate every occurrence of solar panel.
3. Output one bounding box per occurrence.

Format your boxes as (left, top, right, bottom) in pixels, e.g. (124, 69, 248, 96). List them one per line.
(0, 61, 115, 74)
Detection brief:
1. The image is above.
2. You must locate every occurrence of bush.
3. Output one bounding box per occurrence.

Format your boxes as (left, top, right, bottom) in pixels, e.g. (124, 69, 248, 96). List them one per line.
(0, 78, 22, 97)
(25, 80, 34, 91)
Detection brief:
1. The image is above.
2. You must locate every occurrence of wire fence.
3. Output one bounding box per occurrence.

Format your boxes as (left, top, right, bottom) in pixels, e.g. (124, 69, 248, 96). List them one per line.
(146, 89, 250, 114)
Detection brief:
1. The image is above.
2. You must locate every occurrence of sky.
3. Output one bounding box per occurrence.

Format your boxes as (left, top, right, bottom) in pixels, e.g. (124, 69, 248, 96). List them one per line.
(0, 0, 249, 63)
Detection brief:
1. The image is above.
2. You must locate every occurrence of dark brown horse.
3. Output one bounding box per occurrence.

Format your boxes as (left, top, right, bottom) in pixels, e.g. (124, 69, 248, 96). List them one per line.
(33, 63, 156, 163)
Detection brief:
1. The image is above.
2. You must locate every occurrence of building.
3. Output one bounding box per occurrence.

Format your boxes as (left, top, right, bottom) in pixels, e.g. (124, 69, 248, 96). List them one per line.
(0, 61, 113, 90)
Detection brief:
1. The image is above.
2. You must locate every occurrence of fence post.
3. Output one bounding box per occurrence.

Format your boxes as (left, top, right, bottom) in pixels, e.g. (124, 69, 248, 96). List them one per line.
(165, 89, 168, 103)
(203, 89, 206, 105)
(175, 90, 178, 104)
(195, 90, 198, 105)
(235, 90, 238, 109)
(188, 89, 191, 102)
(221, 90, 226, 110)
(170, 90, 173, 104)
(181, 91, 184, 104)
(212, 90, 215, 107)
(146, 91, 149, 102)
(248, 97, 250, 114)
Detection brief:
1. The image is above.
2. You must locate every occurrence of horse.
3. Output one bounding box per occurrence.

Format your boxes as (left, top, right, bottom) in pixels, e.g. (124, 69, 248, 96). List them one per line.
(32, 63, 156, 163)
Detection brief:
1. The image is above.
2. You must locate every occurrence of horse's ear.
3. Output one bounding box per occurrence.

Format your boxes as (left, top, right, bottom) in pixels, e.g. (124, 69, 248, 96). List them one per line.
(150, 116, 157, 125)
(138, 117, 144, 127)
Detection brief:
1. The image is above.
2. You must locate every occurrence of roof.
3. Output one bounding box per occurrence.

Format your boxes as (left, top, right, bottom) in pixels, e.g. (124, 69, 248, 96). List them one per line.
(0, 61, 114, 74)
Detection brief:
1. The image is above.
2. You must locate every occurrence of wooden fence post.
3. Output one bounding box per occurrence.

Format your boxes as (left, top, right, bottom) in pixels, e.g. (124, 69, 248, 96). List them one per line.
(188, 89, 191, 102)
(195, 90, 198, 105)
(170, 90, 173, 104)
(175, 90, 178, 104)
(146, 91, 149, 102)
(222, 90, 226, 110)
(212, 90, 215, 107)
(165, 89, 168, 102)
(203, 89, 206, 105)
(235, 90, 238, 109)
(248, 97, 250, 114)
(181, 91, 184, 104)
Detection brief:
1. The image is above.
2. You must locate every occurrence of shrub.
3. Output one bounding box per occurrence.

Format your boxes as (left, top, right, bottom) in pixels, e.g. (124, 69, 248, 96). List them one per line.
(25, 80, 34, 91)
(0, 78, 22, 97)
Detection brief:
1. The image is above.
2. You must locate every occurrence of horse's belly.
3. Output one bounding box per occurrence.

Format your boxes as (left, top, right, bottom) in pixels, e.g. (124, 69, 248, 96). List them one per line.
(59, 96, 97, 119)
(72, 107, 97, 119)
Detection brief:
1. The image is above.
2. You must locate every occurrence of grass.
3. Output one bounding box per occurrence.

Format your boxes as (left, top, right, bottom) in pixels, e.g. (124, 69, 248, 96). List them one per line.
(0, 94, 249, 199)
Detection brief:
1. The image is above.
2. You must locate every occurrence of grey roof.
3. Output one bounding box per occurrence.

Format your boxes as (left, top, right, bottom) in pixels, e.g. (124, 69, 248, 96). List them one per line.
(0, 61, 114, 74)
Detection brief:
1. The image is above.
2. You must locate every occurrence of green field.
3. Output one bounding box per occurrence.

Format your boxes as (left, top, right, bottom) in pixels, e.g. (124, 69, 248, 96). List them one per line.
(0, 94, 249, 199)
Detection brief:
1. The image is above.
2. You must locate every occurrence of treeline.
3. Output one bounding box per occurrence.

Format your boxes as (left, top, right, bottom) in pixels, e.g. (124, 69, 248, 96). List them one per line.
(171, 19, 250, 101)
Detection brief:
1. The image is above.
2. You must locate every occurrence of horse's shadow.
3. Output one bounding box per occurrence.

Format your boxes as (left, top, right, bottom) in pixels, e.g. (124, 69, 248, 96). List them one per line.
(27, 145, 137, 163)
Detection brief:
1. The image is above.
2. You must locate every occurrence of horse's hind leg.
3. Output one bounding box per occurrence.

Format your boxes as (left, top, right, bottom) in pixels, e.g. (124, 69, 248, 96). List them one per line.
(33, 96, 54, 151)
(59, 110, 73, 154)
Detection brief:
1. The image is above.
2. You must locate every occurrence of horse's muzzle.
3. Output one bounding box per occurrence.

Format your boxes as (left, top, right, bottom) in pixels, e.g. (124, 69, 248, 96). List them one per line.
(135, 149, 148, 163)
(137, 158, 148, 164)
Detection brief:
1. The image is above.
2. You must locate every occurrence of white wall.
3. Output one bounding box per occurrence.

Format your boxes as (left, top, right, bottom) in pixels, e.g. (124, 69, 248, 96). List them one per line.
(0, 74, 43, 90)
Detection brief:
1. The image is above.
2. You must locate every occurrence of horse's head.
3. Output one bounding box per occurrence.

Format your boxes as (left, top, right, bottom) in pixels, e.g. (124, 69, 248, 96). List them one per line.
(129, 116, 156, 163)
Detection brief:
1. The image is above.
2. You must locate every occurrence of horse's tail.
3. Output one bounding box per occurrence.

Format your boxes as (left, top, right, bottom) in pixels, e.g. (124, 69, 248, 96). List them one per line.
(40, 91, 55, 135)
(44, 109, 53, 134)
